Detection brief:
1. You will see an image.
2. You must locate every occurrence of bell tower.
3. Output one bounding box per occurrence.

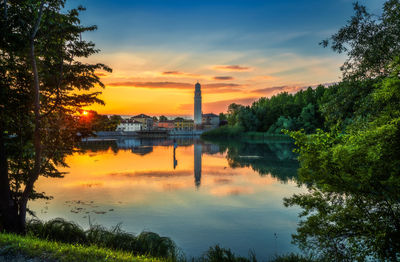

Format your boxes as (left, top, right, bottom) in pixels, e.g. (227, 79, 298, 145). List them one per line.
(194, 82, 202, 126)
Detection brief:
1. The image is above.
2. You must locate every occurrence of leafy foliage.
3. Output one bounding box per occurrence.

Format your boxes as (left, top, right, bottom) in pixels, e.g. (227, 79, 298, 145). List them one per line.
(284, 47, 400, 262)
(0, 0, 110, 232)
(321, 0, 400, 79)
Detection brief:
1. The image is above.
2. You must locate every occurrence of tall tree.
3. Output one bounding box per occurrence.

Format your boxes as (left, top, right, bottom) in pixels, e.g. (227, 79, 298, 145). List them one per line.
(285, 0, 400, 259)
(0, 0, 110, 232)
(321, 0, 400, 79)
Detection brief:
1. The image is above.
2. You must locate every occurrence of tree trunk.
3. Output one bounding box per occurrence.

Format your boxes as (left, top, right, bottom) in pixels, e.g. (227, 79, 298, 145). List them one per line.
(0, 126, 23, 233)
(17, 1, 45, 233)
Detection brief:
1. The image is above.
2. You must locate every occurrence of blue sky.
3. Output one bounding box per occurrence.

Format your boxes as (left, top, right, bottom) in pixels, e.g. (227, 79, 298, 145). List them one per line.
(70, 0, 386, 115)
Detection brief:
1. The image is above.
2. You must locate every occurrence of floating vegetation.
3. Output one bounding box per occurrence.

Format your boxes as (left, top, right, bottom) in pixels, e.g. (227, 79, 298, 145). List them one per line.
(63, 200, 117, 216)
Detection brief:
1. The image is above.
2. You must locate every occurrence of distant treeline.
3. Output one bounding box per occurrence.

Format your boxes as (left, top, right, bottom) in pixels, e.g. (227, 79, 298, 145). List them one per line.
(206, 78, 379, 139)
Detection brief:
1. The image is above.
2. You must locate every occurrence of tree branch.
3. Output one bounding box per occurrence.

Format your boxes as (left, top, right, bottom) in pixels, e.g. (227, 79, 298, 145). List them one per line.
(3, 0, 7, 20)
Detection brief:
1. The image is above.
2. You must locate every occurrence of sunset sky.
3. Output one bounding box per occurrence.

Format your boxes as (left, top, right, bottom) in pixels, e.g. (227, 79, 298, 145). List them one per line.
(71, 0, 385, 116)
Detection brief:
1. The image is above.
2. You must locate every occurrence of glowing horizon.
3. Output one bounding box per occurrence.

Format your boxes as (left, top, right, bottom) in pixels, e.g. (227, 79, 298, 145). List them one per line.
(74, 0, 385, 116)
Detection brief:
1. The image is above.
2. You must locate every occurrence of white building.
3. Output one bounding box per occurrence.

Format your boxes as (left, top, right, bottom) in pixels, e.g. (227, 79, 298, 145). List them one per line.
(116, 120, 142, 132)
(194, 82, 202, 125)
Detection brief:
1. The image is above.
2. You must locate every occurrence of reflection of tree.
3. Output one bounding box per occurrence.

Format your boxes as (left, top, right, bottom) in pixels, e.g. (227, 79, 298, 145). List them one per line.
(210, 140, 298, 183)
(79, 140, 119, 153)
(79, 137, 195, 155)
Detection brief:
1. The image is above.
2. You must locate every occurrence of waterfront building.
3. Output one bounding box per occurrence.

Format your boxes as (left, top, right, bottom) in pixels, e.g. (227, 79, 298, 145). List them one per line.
(157, 120, 175, 130)
(131, 114, 153, 130)
(116, 120, 142, 132)
(174, 119, 194, 131)
(194, 82, 202, 126)
(202, 113, 219, 127)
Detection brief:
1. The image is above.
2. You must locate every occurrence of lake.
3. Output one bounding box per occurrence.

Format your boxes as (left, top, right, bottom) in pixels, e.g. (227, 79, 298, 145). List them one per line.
(29, 137, 305, 260)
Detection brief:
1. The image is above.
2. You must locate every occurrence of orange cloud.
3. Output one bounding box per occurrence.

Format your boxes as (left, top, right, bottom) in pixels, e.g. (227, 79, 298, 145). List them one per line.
(251, 75, 278, 81)
(109, 170, 191, 178)
(251, 82, 336, 96)
(106, 81, 243, 93)
(161, 71, 201, 78)
(250, 85, 305, 96)
(213, 76, 234, 80)
(107, 81, 193, 89)
(95, 72, 108, 77)
(162, 71, 184, 75)
(213, 65, 251, 71)
(179, 97, 257, 113)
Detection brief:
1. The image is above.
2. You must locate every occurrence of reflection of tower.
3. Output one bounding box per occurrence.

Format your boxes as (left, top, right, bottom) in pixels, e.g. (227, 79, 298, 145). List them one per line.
(194, 82, 202, 126)
(194, 142, 202, 188)
(173, 140, 178, 169)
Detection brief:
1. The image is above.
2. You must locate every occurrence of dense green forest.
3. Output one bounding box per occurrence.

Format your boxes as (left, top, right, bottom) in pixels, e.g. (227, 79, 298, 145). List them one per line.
(223, 85, 326, 134)
(205, 78, 381, 138)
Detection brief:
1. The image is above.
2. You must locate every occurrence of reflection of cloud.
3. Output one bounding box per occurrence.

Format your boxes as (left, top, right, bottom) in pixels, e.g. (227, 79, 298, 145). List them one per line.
(109, 170, 191, 178)
(213, 65, 251, 71)
(213, 178, 233, 185)
(179, 97, 257, 113)
(210, 186, 254, 196)
(64, 182, 104, 188)
(163, 183, 187, 191)
(213, 76, 234, 80)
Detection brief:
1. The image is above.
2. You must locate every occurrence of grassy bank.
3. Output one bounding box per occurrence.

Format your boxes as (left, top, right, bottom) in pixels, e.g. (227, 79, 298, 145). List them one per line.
(0, 233, 163, 262)
(0, 233, 312, 262)
(25, 218, 178, 260)
(0, 218, 313, 262)
(201, 126, 291, 142)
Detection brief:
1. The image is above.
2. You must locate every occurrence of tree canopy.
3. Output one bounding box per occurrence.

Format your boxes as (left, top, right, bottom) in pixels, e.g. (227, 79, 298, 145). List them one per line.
(0, 0, 110, 232)
(282, 1, 400, 260)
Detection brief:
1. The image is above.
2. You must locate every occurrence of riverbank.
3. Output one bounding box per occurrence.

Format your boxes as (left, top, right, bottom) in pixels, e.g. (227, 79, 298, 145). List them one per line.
(0, 233, 162, 262)
(201, 126, 291, 142)
(0, 233, 311, 262)
(0, 219, 312, 262)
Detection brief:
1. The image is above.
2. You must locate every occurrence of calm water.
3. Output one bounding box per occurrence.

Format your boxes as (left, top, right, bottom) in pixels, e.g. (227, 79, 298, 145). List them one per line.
(30, 137, 305, 260)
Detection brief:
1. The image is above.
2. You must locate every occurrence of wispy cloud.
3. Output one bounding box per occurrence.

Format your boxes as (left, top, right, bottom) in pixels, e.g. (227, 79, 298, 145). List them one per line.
(162, 71, 184, 75)
(106, 81, 243, 93)
(179, 97, 257, 113)
(95, 72, 108, 77)
(213, 76, 234, 80)
(161, 71, 200, 78)
(213, 65, 252, 71)
(251, 82, 336, 96)
(107, 81, 193, 89)
(251, 85, 302, 95)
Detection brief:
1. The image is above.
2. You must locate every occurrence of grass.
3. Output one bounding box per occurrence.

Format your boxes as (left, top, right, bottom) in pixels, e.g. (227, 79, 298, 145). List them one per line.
(0, 232, 164, 262)
(26, 218, 179, 260)
(0, 235, 313, 262)
(0, 218, 313, 262)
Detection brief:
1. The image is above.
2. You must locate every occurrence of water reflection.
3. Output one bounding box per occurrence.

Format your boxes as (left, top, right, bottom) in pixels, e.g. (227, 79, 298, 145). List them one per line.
(79, 137, 298, 187)
(31, 137, 304, 259)
(194, 142, 202, 188)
